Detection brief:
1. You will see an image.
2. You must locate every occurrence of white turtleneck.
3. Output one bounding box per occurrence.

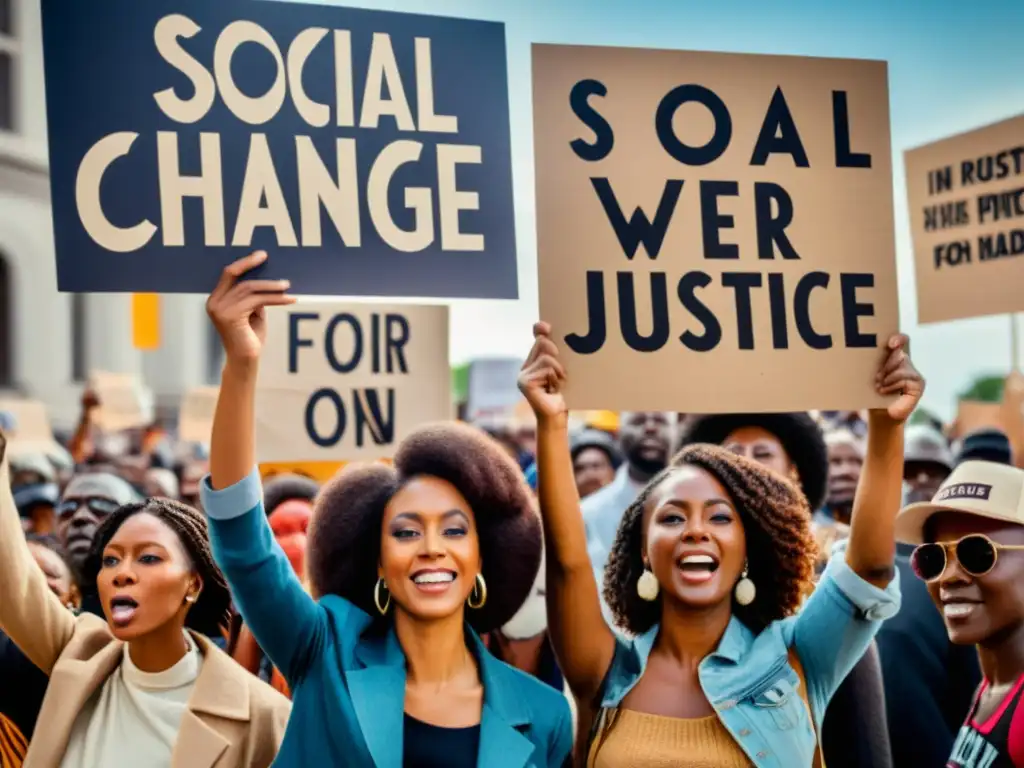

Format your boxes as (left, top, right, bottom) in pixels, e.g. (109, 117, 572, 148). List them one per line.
(60, 632, 202, 768)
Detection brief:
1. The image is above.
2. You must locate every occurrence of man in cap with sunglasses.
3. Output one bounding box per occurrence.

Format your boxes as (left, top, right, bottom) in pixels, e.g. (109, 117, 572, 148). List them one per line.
(896, 460, 1024, 768)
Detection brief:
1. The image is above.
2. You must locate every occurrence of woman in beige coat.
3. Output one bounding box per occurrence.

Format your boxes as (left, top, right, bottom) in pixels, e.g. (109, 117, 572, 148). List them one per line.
(0, 431, 290, 768)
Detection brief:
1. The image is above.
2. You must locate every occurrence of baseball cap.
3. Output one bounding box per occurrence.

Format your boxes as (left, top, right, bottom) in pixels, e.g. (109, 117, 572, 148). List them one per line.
(895, 460, 1024, 544)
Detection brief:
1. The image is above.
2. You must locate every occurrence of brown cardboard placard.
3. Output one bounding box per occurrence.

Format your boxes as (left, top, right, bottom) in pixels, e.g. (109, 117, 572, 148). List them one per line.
(178, 386, 219, 444)
(256, 302, 452, 462)
(532, 44, 898, 413)
(0, 399, 58, 456)
(89, 371, 153, 432)
(905, 114, 1024, 325)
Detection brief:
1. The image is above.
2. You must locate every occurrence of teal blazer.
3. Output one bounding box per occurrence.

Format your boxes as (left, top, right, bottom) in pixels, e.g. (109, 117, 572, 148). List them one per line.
(201, 468, 573, 768)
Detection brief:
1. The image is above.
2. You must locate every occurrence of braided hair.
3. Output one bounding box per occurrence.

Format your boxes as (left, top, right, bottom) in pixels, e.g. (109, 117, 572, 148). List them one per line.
(82, 498, 232, 637)
(604, 443, 817, 636)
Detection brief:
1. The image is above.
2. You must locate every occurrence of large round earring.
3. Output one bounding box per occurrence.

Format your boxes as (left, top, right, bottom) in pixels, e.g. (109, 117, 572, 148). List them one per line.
(468, 573, 488, 609)
(734, 562, 756, 606)
(374, 578, 391, 615)
(637, 568, 659, 601)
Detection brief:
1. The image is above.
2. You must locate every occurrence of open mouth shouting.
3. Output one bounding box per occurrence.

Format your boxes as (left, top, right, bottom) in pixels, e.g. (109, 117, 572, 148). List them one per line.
(109, 595, 139, 627)
(676, 551, 720, 585)
(941, 598, 982, 622)
(411, 569, 456, 595)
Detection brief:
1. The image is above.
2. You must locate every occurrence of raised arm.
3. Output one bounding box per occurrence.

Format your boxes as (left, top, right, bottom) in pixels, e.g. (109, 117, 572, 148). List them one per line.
(203, 252, 323, 681)
(518, 323, 615, 704)
(846, 334, 924, 587)
(0, 432, 76, 673)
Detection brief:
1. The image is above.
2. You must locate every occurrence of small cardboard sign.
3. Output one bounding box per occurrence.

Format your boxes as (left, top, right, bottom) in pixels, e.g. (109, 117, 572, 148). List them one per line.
(905, 114, 1024, 325)
(178, 386, 219, 444)
(0, 399, 57, 456)
(89, 371, 154, 432)
(531, 44, 898, 413)
(255, 301, 451, 462)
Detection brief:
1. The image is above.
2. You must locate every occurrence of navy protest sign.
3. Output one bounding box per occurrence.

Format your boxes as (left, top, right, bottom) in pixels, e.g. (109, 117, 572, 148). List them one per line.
(41, 0, 517, 298)
(532, 44, 899, 413)
(255, 301, 450, 461)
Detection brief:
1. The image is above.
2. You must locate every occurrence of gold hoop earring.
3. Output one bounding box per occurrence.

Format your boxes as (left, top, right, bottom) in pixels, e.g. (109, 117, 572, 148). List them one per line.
(468, 573, 487, 609)
(374, 579, 391, 615)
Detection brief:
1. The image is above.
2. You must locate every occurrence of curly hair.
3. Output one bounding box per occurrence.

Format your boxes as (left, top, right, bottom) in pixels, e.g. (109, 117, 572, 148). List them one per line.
(604, 443, 817, 636)
(306, 422, 542, 634)
(679, 413, 829, 511)
(81, 498, 232, 637)
(263, 473, 320, 516)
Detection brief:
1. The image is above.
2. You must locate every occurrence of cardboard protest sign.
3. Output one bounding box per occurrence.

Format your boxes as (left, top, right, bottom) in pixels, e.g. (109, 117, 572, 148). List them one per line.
(905, 114, 1024, 324)
(178, 386, 219, 444)
(0, 399, 60, 457)
(89, 371, 154, 432)
(532, 45, 898, 413)
(256, 301, 451, 462)
(41, 0, 517, 299)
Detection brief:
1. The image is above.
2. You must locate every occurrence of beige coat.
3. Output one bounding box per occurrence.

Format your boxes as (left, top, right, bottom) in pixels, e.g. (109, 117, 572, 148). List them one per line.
(0, 436, 292, 768)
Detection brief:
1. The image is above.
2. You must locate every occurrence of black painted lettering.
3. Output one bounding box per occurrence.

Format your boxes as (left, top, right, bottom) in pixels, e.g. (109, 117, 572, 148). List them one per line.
(569, 79, 614, 162)
(385, 314, 410, 373)
(305, 387, 346, 448)
(288, 312, 320, 374)
(656, 84, 732, 166)
(354, 389, 396, 447)
(750, 87, 809, 168)
(325, 313, 363, 373)
(677, 272, 722, 352)
(840, 273, 877, 348)
(722, 272, 762, 350)
(617, 272, 670, 352)
(793, 271, 832, 349)
(754, 182, 799, 259)
(832, 91, 871, 168)
(767, 273, 789, 349)
(566, 271, 607, 354)
(592, 178, 684, 260)
(701, 181, 740, 259)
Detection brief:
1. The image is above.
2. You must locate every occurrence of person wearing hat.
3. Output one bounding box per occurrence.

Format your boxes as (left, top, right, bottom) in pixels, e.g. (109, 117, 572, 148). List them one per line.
(877, 425, 980, 767)
(571, 429, 622, 500)
(904, 424, 955, 505)
(957, 428, 1014, 467)
(9, 452, 61, 535)
(680, 411, 892, 768)
(896, 461, 1024, 767)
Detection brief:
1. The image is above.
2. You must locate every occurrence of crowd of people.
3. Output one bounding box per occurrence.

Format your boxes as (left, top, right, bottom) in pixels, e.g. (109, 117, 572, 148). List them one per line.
(0, 253, 1023, 767)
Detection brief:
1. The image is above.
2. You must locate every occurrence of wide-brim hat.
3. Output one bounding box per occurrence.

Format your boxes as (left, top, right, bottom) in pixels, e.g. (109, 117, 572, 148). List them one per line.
(895, 460, 1024, 544)
(680, 413, 828, 511)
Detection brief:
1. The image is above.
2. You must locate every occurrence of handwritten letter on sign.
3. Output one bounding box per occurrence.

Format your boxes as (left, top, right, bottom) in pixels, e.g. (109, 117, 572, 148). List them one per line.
(905, 114, 1024, 325)
(256, 302, 451, 462)
(532, 45, 898, 413)
(41, 0, 517, 299)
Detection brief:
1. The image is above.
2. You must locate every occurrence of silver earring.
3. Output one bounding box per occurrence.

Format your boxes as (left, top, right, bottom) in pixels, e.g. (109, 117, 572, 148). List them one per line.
(185, 594, 197, 604)
(637, 568, 659, 601)
(734, 562, 756, 606)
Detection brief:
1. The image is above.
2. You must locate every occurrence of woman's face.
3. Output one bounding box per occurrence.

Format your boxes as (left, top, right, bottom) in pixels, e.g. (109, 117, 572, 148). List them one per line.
(379, 475, 481, 622)
(926, 512, 1024, 647)
(643, 466, 747, 611)
(723, 427, 794, 480)
(97, 513, 201, 641)
(28, 542, 73, 605)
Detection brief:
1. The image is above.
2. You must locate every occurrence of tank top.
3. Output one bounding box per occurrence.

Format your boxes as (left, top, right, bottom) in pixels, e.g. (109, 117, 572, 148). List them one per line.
(948, 674, 1024, 768)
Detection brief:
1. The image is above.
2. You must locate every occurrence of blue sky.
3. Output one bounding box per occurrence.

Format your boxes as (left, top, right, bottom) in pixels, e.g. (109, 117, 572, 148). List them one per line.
(308, 0, 1024, 419)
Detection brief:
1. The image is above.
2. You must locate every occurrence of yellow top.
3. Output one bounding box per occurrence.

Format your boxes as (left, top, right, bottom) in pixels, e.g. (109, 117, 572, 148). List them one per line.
(592, 708, 753, 768)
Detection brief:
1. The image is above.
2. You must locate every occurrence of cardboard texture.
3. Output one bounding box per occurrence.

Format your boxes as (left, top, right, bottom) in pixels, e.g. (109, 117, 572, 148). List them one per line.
(0, 399, 61, 456)
(256, 301, 451, 462)
(532, 44, 898, 413)
(89, 371, 153, 432)
(178, 386, 219, 444)
(905, 114, 1024, 324)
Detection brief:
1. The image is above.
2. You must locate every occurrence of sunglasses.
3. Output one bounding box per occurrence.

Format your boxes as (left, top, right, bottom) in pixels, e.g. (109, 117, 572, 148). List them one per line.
(56, 497, 121, 520)
(911, 534, 1024, 582)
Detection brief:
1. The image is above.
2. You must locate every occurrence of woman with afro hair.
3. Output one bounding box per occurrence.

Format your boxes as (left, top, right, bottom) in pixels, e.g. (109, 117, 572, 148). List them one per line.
(200, 252, 572, 768)
(520, 322, 924, 768)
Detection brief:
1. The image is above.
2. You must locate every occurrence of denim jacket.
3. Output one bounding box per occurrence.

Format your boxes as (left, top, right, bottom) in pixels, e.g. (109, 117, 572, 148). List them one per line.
(590, 542, 901, 768)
